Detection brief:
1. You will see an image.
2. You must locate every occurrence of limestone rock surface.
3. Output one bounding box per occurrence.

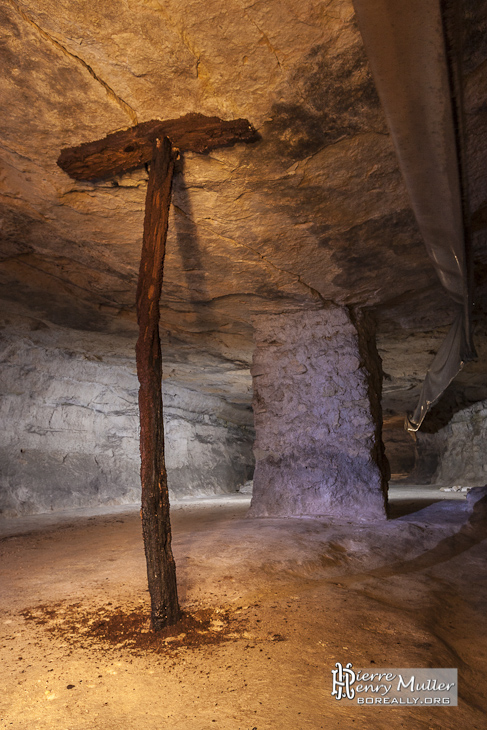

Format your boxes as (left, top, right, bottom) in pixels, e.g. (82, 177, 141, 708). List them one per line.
(0, 331, 254, 515)
(1, 0, 486, 408)
(249, 307, 387, 520)
(1, 0, 487, 509)
(413, 399, 487, 489)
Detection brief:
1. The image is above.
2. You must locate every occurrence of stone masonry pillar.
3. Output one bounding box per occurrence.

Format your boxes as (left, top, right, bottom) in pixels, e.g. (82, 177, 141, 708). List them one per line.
(248, 307, 389, 521)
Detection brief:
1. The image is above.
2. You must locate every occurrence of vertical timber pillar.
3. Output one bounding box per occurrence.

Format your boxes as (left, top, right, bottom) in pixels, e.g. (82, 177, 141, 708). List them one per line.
(248, 307, 389, 521)
(136, 136, 180, 629)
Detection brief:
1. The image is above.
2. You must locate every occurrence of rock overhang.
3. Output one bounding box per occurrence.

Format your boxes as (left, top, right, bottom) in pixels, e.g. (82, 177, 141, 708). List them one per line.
(0, 0, 486, 421)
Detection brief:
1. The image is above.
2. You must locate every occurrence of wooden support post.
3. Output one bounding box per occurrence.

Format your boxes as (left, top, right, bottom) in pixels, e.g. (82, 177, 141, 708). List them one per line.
(136, 136, 180, 630)
(57, 113, 257, 631)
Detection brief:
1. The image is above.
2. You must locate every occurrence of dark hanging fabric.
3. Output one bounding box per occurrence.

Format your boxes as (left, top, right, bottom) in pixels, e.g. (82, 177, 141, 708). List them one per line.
(352, 0, 476, 431)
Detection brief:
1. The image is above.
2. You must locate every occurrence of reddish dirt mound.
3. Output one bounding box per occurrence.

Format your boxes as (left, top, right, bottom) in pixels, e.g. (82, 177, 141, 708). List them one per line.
(21, 601, 242, 655)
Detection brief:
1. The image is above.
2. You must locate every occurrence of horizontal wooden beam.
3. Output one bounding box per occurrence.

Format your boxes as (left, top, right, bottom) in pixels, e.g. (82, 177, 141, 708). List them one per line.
(57, 113, 258, 180)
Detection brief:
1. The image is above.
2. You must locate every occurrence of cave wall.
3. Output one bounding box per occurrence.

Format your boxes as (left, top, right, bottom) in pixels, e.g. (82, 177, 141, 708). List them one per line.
(413, 400, 487, 488)
(0, 0, 486, 514)
(249, 306, 388, 520)
(0, 335, 254, 516)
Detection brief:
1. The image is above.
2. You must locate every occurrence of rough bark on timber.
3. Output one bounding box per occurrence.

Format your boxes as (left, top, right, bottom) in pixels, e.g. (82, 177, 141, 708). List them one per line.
(57, 113, 258, 180)
(136, 136, 180, 630)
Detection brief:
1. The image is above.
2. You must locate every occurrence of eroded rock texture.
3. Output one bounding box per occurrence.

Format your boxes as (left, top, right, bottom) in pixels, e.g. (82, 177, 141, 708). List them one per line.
(249, 307, 387, 520)
(0, 0, 487, 513)
(0, 334, 254, 515)
(412, 399, 487, 488)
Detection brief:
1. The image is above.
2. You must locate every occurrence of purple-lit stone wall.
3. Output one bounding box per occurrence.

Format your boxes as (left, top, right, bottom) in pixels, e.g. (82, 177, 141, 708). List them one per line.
(249, 307, 388, 521)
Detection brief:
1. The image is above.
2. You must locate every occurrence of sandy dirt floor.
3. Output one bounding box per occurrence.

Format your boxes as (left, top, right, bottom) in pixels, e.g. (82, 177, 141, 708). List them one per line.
(1, 486, 486, 730)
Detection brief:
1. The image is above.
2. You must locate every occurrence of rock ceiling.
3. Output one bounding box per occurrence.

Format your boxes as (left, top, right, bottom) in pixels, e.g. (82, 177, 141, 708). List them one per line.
(1, 0, 487, 423)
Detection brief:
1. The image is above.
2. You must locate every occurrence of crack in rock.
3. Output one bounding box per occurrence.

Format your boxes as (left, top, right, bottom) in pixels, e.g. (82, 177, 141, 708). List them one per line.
(6, 0, 138, 125)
